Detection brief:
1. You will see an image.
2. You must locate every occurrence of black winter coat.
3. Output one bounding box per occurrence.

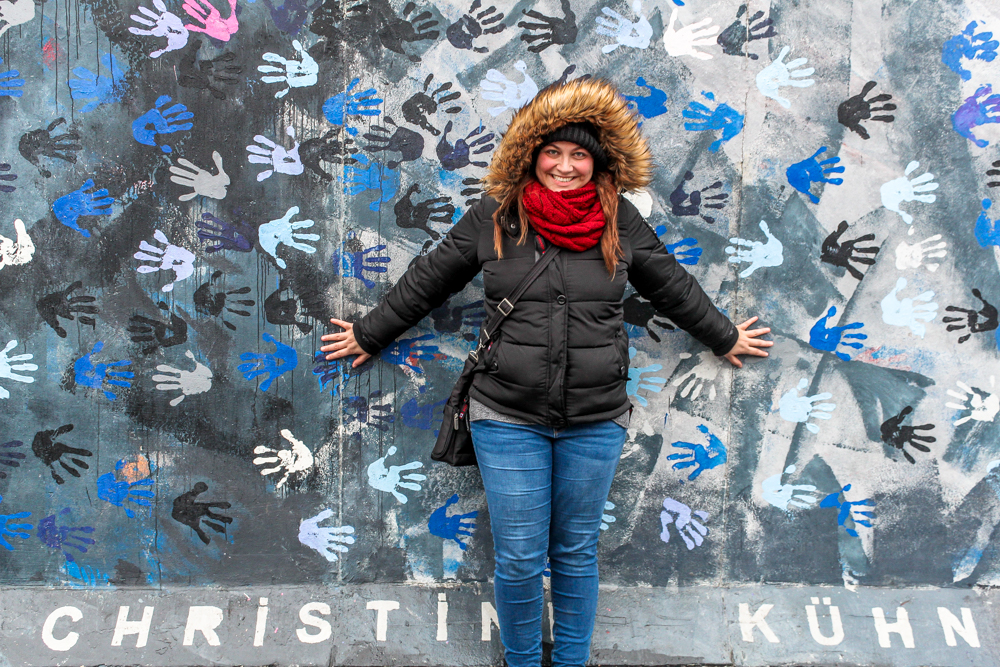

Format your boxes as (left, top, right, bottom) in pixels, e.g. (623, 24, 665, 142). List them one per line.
(353, 196, 739, 428)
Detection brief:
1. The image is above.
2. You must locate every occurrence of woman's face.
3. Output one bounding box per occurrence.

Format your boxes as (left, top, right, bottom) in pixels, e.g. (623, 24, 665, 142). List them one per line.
(534, 141, 594, 191)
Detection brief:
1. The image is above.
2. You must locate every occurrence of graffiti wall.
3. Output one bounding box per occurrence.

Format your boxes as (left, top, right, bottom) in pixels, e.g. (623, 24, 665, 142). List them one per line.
(1, 0, 1000, 663)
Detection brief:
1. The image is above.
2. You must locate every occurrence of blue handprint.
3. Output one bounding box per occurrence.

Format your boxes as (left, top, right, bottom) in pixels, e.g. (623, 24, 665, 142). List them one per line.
(0, 57, 24, 97)
(667, 424, 727, 481)
(342, 153, 400, 211)
(820, 483, 875, 537)
(96, 459, 155, 518)
(952, 84, 1000, 148)
(37, 508, 95, 562)
(682, 92, 744, 153)
(400, 396, 446, 430)
(74, 341, 134, 400)
(69, 53, 127, 113)
(381, 333, 440, 373)
(52, 179, 114, 238)
(332, 239, 391, 288)
(0, 494, 31, 551)
(322, 78, 382, 125)
(809, 306, 867, 361)
(623, 77, 668, 120)
(428, 493, 477, 550)
(664, 237, 702, 265)
(132, 95, 194, 153)
(975, 198, 1000, 248)
(239, 332, 298, 392)
(313, 351, 350, 395)
(786, 146, 845, 204)
(942, 20, 998, 81)
(626, 347, 666, 407)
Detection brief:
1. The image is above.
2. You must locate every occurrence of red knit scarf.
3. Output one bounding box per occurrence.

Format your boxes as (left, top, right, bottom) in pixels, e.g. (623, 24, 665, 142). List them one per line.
(522, 180, 606, 252)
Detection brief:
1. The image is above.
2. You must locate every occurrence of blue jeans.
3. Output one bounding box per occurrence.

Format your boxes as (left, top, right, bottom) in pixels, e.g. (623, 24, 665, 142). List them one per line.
(471, 419, 626, 667)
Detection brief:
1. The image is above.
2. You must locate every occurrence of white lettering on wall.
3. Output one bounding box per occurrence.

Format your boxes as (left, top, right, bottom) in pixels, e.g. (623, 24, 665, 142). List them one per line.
(937, 607, 980, 648)
(872, 607, 915, 648)
(481, 601, 500, 641)
(296, 602, 332, 644)
(805, 597, 844, 646)
(183, 606, 224, 646)
(366, 600, 399, 641)
(253, 597, 269, 647)
(739, 603, 780, 643)
(436, 593, 448, 641)
(41, 606, 83, 652)
(111, 606, 154, 648)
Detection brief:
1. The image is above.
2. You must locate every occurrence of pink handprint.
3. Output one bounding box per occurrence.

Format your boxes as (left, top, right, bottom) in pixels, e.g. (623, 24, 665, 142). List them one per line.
(183, 0, 239, 41)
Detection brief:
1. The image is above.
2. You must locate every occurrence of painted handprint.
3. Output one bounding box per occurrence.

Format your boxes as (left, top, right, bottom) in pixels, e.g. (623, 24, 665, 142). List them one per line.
(946, 376, 999, 427)
(669, 171, 728, 223)
(32, 424, 92, 485)
(248, 126, 303, 181)
(595, 0, 652, 54)
(518, 0, 576, 53)
(778, 378, 836, 433)
(302, 128, 357, 181)
(664, 238, 702, 265)
(786, 146, 844, 204)
(298, 509, 355, 561)
(194, 271, 254, 330)
(323, 78, 382, 125)
(381, 333, 440, 373)
(480, 60, 538, 117)
(170, 151, 229, 200)
(761, 465, 818, 511)
(363, 118, 424, 169)
(880, 406, 935, 464)
(437, 121, 495, 171)
(600, 501, 616, 531)
(0, 340, 35, 399)
(623, 294, 674, 342)
(367, 445, 426, 504)
(254, 429, 314, 489)
(19, 118, 81, 178)
(239, 332, 298, 392)
(73, 342, 134, 400)
(402, 74, 461, 136)
(134, 230, 195, 292)
(975, 199, 1000, 247)
(838, 81, 896, 140)
(725, 220, 783, 277)
(880, 277, 937, 338)
(152, 350, 213, 406)
(662, 7, 718, 60)
(668, 424, 727, 481)
(717, 4, 775, 59)
(626, 347, 666, 407)
(989, 159, 1000, 188)
(343, 0, 440, 62)
(683, 92, 744, 153)
(0, 441, 25, 479)
(821, 221, 879, 280)
(895, 234, 946, 272)
(183, 0, 239, 41)
(428, 493, 477, 550)
(37, 509, 95, 562)
(129, 0, 189, 58)
(0, 219, 34, 270)
(258, 39, 318, 98)
(0, 495, 31, 551)
(0, 163, 14, 194)
(756, 46, 814, 108)
(942, 289, 998, 344)
(171, 482, 232, 545)
(264, 280, 322, 334)
(820, 484, 875, 538)
(809, 306, 867, 361)
(952, 85, 1000, 148)
(128, 301, 188, 354)
(0, 0, 35, 39)
(313, 350, 346, 393)
(37, 282, 97, 338)
(97, 458, 155, 518)
(332, 237, 391, 289)
(342, 154, 400, 211)
(196, 213, 255, 252)
(624, 77, 668, 120)
(659, 497, 709, 550)
(400, 396, 447, 429)
(132, 95, 194, 154)
(68, 53, 127, 113)
(672, 350, 722, 401)
(345, 390, 394, 431)
(258, 206, 320, 269)
(395, 184, 454, 243)
(177, 39, 242, 99)
(0, 57, 23, 97)
(942, 20, 998, 81)
(53, 179, 114, 237)
(446, 0, 505, 53)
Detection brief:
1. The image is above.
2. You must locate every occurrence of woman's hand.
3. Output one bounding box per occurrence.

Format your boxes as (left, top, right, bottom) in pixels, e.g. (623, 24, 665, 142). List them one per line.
(320, 318, 372, 368)
(722, 316, 773, 368)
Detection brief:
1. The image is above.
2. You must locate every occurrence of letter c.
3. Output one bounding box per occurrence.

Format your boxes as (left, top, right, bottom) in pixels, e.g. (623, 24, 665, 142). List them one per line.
(42, 606, 83, 651)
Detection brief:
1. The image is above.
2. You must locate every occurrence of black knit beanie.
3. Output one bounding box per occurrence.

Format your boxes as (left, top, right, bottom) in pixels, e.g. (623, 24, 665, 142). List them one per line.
(537, 122, 608, 169)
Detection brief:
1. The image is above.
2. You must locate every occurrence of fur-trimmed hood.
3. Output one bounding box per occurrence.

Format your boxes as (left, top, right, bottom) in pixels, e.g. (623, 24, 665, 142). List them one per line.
(483, 78, 654, 203)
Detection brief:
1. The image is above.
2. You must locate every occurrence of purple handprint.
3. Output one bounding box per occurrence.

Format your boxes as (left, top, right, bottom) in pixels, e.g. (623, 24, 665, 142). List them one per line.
(436, 121, 495, 170)
(809, 306, 867, 361)
(262, 0, 322, 34)
(73, 341, 134, 400)
(667, 424, 727, 480)
(37, 508, 95, 562)
(381, 333, 440, 373)
(400, 396, 446, 429)
(196, 212, 255, 252)
(238, 332, 298, 391)
(952, 84, 1000, 148)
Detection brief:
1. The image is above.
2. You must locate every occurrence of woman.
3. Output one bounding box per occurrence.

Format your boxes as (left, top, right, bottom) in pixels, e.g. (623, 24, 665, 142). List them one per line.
(320, 78, 771, 667)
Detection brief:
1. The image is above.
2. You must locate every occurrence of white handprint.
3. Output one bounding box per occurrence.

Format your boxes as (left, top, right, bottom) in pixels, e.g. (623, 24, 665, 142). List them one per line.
(755, 46, 815, 109)
(662, 7, 718, 60)
(367, 445, 426, 504)
(659, 497, 708, 550)
(880, 277, 937, 338)
(247, 126, 303, 181)
(622, 189, 653, 218)
(946, 376, 999, 427)
(600, 501, 616, 531)
(133, 230, 195, 292)
(168, 151, 229, 201)
(880, 160, 938, 226)
(778, 378, 835, 433)
(258, 40, 319, 99)
(151, 350, 212, 406)
(128, 0, 190, 58)
(725, 220, 784, 277)
(298, 509, 355, 562)
(0, 219, 34, 269)
(258, 206, 320, 269)
(894, 234, 947, 272)
(480, 61, 538, 117)
(596, 0, 652, 53)
(761, 464, 818, 511)
(0, 0, 36, 39)
(253, 429, 315, 489)
(0, 340, 36, 399)
(672, 350, 722, 401)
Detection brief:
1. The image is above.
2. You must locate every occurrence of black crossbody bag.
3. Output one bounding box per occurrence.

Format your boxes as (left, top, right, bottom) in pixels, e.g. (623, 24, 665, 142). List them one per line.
(431, 247, 561, 466)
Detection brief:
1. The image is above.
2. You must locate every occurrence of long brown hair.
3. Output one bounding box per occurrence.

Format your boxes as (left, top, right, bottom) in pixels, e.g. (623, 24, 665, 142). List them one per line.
(492, 170, 622, 276)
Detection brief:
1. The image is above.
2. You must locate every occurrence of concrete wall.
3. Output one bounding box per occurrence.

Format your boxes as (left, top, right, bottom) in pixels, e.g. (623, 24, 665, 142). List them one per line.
(1, 0, 1000, 664)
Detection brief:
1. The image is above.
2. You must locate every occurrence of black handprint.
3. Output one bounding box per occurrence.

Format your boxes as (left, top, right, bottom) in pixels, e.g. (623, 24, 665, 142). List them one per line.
(518, 0, 576, 53)
(987, 159, 1000, 188)
(264, 280, 319, 334)
(394, 183, 454, 246)
(944, 289, 999, 343)
(431, 298, 484, 341)
(446, 0, 505, 53)
(300, 128, 357, 181)
(345, 0, 439, 61)
(0, 440, 26, 479)
(36, 281, 98, 338)
(461, 177, 484, 205)
(19, 118, 82, 178)
(880, 406, 935, 464)
(0, 163, 16, 193)
(193, 270, 254, 331)
(837, 81, 896, 140)
(717, 5, 775, 59)
(820, 221, 880, 280)
(623, 294, 675, 343)
(363, 117, 424, 168)
(177, 38, 243, 100)
(171, 482, 232, 545)
(437, 121, 495, 171)
(127, 301, 188, 354)
(344, 390, 394, 430)
(670, 171, 728, 223)
(196, 212, 256, 252)
(402, 74, 461, 136)
(32, 424, 92, 485)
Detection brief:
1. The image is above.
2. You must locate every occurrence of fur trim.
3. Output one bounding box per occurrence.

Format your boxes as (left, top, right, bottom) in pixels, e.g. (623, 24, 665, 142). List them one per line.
(484, 78, 653, 203)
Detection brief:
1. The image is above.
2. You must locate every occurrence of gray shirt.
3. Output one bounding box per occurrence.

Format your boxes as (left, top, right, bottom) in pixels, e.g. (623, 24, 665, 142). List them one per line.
(469, 397, 631, 429)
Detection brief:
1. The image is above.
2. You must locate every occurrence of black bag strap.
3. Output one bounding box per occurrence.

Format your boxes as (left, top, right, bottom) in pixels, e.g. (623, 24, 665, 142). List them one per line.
(469, 247, 561, 363)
